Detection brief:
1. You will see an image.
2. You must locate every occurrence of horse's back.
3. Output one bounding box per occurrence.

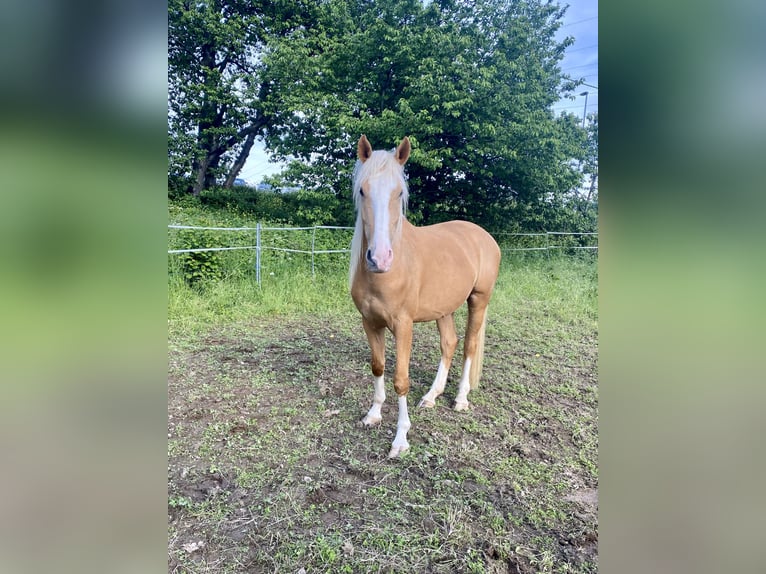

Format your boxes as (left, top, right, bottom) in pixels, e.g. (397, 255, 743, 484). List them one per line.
(418, 220, 500, 282)
(406, 220, 500, 319)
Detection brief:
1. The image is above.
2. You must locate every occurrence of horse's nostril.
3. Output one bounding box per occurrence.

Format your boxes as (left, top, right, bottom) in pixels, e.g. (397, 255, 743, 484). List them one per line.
(366, 249, 374, 263)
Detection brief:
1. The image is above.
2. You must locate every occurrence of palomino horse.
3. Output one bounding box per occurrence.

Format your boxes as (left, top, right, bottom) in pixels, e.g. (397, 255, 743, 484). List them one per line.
(350, 135, 501, 458)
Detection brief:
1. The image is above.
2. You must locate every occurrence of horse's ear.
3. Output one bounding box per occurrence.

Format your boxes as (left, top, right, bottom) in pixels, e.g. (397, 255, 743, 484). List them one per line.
(357, 135, 372, 162)
(395, 137, 411, 165)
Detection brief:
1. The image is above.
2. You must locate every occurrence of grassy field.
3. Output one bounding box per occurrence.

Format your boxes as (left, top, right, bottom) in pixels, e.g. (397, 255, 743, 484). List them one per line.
(168, 224, 598, 573)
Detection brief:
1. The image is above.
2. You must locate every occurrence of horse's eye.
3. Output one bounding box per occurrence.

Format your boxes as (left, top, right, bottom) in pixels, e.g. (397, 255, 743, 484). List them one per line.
(359, 190, 365, 197)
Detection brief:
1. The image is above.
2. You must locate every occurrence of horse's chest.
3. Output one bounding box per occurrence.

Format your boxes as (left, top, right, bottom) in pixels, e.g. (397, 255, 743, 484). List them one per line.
(352, 288, 405, 326)
(353, 292, 389, 318)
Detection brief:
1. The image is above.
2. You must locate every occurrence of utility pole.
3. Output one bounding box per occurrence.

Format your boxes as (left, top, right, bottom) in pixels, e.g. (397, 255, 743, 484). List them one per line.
(580, 91, 589, 128)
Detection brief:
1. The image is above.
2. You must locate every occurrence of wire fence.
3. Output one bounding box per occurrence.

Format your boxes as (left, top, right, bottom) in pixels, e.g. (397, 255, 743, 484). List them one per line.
(168, 224, 354, 285)
(494, 231, 599, 252)
(168, 224, 597, 285)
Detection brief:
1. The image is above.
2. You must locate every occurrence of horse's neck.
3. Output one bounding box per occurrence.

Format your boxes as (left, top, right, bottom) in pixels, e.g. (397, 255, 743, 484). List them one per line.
(393, 218, 415, 253)
(400, 218, 415, 240)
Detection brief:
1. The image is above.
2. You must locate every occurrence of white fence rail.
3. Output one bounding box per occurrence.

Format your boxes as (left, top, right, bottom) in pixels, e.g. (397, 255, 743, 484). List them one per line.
(169, 224, 354, 284)
(496, 231, 599, 252)
(168, 224, 597, 285)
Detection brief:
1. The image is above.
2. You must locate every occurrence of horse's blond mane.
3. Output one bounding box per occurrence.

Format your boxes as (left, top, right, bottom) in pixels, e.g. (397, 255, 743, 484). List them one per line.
(349, 149, 409, 288)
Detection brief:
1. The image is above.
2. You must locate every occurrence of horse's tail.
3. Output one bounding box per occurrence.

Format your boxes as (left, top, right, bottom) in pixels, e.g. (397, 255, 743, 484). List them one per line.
(469, 311, 488, 389)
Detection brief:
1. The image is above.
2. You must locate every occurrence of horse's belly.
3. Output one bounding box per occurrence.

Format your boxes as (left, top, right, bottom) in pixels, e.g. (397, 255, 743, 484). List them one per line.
(413, 280, 474, 322)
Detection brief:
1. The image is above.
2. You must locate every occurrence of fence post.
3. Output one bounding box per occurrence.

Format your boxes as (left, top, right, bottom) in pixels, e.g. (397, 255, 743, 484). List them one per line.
(311, 226, 317, 279)
(255, 222, 261, 286)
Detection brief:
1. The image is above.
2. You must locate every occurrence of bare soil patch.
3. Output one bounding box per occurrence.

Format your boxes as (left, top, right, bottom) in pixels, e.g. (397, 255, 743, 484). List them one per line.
(169, 313, 597, 573)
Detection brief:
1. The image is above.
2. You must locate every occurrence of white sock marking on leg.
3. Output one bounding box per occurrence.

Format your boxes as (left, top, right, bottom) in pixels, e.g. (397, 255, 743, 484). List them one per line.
(419, 359, 448, 407)
(454, 357, 471, 410)
(389, 395, 411, 457)
(363, 375, 385, 425)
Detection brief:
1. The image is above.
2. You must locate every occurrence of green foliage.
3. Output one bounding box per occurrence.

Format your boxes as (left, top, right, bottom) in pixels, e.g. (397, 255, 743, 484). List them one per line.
(263, 0, 590, 232)
(174, 229, 225, 285)
(168, 0, 597, 232)
(167, 173, 192, 200)
(168, 0, 321, 193)
(168, 198, 355, 331)
(197, 186, 351, 226)
(580, 112, 599, 221)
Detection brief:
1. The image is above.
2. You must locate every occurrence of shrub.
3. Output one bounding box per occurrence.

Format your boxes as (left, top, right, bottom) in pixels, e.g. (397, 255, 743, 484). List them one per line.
(167, 174, 193, 200)
(197, 187, 351, 227)
(175, 229, 224, 285)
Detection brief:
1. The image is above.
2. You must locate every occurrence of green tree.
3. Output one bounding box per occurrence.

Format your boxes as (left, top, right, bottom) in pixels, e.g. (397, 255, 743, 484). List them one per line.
(168, 0, 318, 195)
(582, 112, 599, 207)
(264, 0, 587, 231)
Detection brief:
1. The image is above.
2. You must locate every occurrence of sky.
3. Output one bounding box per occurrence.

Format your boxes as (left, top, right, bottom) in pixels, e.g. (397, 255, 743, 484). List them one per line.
(551, 0, 598, 119)
(239, 0, 598, 184)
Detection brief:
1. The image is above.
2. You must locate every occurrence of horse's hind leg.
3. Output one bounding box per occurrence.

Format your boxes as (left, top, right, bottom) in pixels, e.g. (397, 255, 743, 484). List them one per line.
(454, 293, 490, 411)
(361, 319, 386, 426)
(419, 314, 458, 408)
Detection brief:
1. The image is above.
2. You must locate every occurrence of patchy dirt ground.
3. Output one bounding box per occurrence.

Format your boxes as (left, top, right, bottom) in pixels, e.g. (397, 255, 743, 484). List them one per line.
(168, 310, 597, 573)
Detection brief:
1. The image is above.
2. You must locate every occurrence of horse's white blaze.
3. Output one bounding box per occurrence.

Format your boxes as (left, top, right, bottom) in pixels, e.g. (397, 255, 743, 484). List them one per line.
(362, 375, 385, 426)
(389, 395, 411, 457)
(367, 181, 394, 270)
(419, 359, 449, 407)
(453, 357, 472, 411)
(350, 146, 408, 284)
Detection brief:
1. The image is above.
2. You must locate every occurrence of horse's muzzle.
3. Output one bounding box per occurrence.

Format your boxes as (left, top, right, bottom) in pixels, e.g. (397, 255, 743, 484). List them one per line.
(366, 248, 393, 272)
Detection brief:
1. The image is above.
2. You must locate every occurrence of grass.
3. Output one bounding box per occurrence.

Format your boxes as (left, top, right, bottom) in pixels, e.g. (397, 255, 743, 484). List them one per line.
(168, 265, 353, 344)
(168, 205, 597, 573)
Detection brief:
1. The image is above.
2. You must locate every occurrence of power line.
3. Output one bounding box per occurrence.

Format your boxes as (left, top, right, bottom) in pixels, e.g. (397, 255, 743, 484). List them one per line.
(568, 73, 599, 81)
(563, 62, 598, 72)
(561, 16, 598, 28)
(554, 103, 598, 111)
(567, 44, 598, 53)
(240, 164, 282, 181)
(243, 162, 279, 174)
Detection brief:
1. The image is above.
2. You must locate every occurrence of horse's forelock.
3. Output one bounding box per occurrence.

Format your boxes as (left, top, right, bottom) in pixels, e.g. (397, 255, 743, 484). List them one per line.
(352, 149, 409, 208)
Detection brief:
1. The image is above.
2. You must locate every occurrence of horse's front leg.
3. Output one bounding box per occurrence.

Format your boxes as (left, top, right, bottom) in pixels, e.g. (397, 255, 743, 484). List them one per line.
(389, 319, 413, 458)
(361, 319, 386, 426)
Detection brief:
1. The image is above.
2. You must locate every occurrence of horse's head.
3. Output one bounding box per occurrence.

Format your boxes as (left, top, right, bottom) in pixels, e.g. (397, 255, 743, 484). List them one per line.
(353, 135, 411, 273)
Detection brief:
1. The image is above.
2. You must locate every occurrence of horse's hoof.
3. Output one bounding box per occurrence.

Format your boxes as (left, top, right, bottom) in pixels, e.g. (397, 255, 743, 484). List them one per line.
(418, 397, 435, 408)
(453, 401, 470, 412)
(388, 443, 410, 458)
(360, 415, 382, 427)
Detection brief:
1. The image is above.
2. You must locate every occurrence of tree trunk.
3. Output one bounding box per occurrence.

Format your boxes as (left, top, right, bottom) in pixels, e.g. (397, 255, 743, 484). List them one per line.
(191, 152, 222, 195)
(223, 131, 257, 188)
(191, 156, 211, 196)
(190, 42, 221, 196)
(190, 116, 266, 195)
